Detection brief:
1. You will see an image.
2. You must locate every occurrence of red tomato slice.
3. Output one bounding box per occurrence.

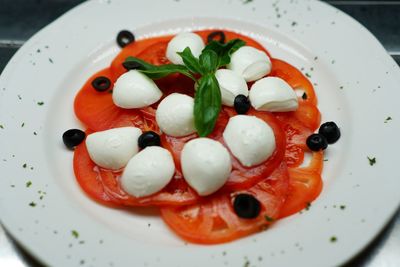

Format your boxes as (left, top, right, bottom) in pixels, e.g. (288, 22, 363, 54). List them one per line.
(73, 140, 199, 207)
(162, 108, 286, 192)
(270, 58, 317, 106)
(161, 162, 289, 244)
(279, 151, 324, 218)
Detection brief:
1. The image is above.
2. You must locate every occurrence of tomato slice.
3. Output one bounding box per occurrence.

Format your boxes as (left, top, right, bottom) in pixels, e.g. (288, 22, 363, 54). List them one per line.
(279, 151, 324, 218)
(270, 58, 317, 106)
(161, 162, 289, 244)
(73, 140, 199, 207)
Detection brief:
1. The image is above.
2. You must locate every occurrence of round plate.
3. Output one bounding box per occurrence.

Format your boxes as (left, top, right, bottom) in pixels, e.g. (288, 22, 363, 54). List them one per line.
(1, 0, 399, 266)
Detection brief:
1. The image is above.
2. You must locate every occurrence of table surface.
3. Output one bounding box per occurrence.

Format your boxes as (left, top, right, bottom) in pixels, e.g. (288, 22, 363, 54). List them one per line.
(0, 0, 399, 266)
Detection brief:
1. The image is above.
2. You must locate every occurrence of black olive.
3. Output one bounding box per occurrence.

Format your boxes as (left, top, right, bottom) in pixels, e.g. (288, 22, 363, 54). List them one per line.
(122, 61, 143, 71)
(63, 129, 85, 149)
(233, 194, 261, 219)
(207, 31, 226, 44)
(306, 133, 328, 151)
(138, 131, 161, 149)
(116, 30, 135, 48)
(91, 76, 111, 92)
(318, 122, 340, 144)
(234, 94, 251, 114)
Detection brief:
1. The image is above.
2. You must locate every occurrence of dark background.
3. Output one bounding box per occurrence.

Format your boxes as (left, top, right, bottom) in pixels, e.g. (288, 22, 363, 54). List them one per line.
(0, 1, 399, 267)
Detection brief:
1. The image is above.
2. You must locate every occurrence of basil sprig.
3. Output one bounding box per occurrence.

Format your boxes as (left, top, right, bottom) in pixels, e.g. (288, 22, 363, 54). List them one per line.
(123, 38, 245, 136)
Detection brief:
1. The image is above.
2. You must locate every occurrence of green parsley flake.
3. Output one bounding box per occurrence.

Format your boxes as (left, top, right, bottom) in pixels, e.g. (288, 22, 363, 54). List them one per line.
(242, 0, 253, 4)
(330, 236, 337, 243)
(37, 101, 44, 106)
(339, 86, 344, 90)
(0, 125, 4, 129)
(29, 202, 36, 207)
(291, 21, 297, 26)
(367, 156, 376, 166)
(72, 230, 79, 239)
(265, 215, 275, 222)
(243, 260, 250, 267)
(340, 205, 346, 210)
(384, 116, 392, 123)
(22, 163, 27, 168)
(305, 73, 311, 78)
(33, 132, 37, 135)
(21, 122, 25, 127)
(26, 181, 32, 187)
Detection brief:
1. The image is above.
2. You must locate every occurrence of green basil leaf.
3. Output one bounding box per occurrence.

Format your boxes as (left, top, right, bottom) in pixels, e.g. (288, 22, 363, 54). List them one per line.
(199, 50, 219, 74)
(177, 47, 203, 74)
(124, 57, 195, 81)
(203, 38, 246, 67)
(194, 74, 222, 137)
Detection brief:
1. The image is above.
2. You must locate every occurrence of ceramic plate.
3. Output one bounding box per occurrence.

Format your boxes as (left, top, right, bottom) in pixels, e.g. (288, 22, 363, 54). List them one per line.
(1, 0, 399, 266)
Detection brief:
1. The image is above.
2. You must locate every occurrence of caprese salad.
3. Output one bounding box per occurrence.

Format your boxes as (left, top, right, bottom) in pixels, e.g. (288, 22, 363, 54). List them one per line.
(63, 29, 340, 244)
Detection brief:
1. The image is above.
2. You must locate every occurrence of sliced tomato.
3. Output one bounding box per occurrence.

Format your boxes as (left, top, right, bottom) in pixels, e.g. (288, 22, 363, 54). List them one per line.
(73, 140, 199, 207)
(110, 35, 172, 81)
(279, 151, 324, 218)
(161, 162, 289, 244)
(270, 58, 317, 106)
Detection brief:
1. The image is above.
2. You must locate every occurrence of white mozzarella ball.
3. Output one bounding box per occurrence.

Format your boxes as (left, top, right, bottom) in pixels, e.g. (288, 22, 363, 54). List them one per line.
(223, 115, 275, 167)
(166, 32, 205, 65)
(156, 93, 196, 137)
(181, 138, 231, 196)
(86, 127, 142, 170)
(227, 46, 272, 82)
(215, 69, 248, 106)
(112, 70, 162, 109)
(249, 77, 298, 112)
(120, 147, 175, 197)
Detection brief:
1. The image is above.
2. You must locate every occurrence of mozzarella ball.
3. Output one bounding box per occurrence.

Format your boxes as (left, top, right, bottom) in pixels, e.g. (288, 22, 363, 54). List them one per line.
(112, 70, 162, 109)
(249, 77, 298, 112)
(227, 46, 272, 82)
(223, 115, 275, 167)
(86, 127, 142, 170)
(156, 93, 196, 137)
(166, 32, 205, 65)
(215, 69, 249, 106)
(181, 138, 231, 196)
(120, 147, 175, 197)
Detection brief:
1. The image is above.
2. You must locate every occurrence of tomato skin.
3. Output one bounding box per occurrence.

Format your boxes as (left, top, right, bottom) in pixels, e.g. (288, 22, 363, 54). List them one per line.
(161, 162, 289, 244)
(270, 58, 317, 106)
(73, 137, 199, 207)
(279, 151, 324, 218)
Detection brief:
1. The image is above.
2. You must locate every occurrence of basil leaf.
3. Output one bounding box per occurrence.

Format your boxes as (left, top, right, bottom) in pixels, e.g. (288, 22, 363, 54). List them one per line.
(199, 50, 219, 74)
(124, 57, 195, 81)
(203, 38, 246, 67)
(177, 47, 203, 74)
(194, 74, 222, 137)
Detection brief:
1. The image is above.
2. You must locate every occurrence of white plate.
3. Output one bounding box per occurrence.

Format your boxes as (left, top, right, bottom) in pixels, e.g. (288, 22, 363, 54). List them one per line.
(1, 0, 399, 266)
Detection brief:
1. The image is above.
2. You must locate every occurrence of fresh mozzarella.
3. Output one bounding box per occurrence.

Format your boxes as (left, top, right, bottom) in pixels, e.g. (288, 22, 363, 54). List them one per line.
(249, 77, 298, 112)
(215, 69, 248, 106)
(112, 70, 162, 109)
(120, 147, 175, 197)
(86, 127, 142, 170)
(181, 138, 231, 196)
(156, 93, 196, 137)
(227, 46, 272, 82)
(166, 32, 205, 65)
(223, 115, 275, 167)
